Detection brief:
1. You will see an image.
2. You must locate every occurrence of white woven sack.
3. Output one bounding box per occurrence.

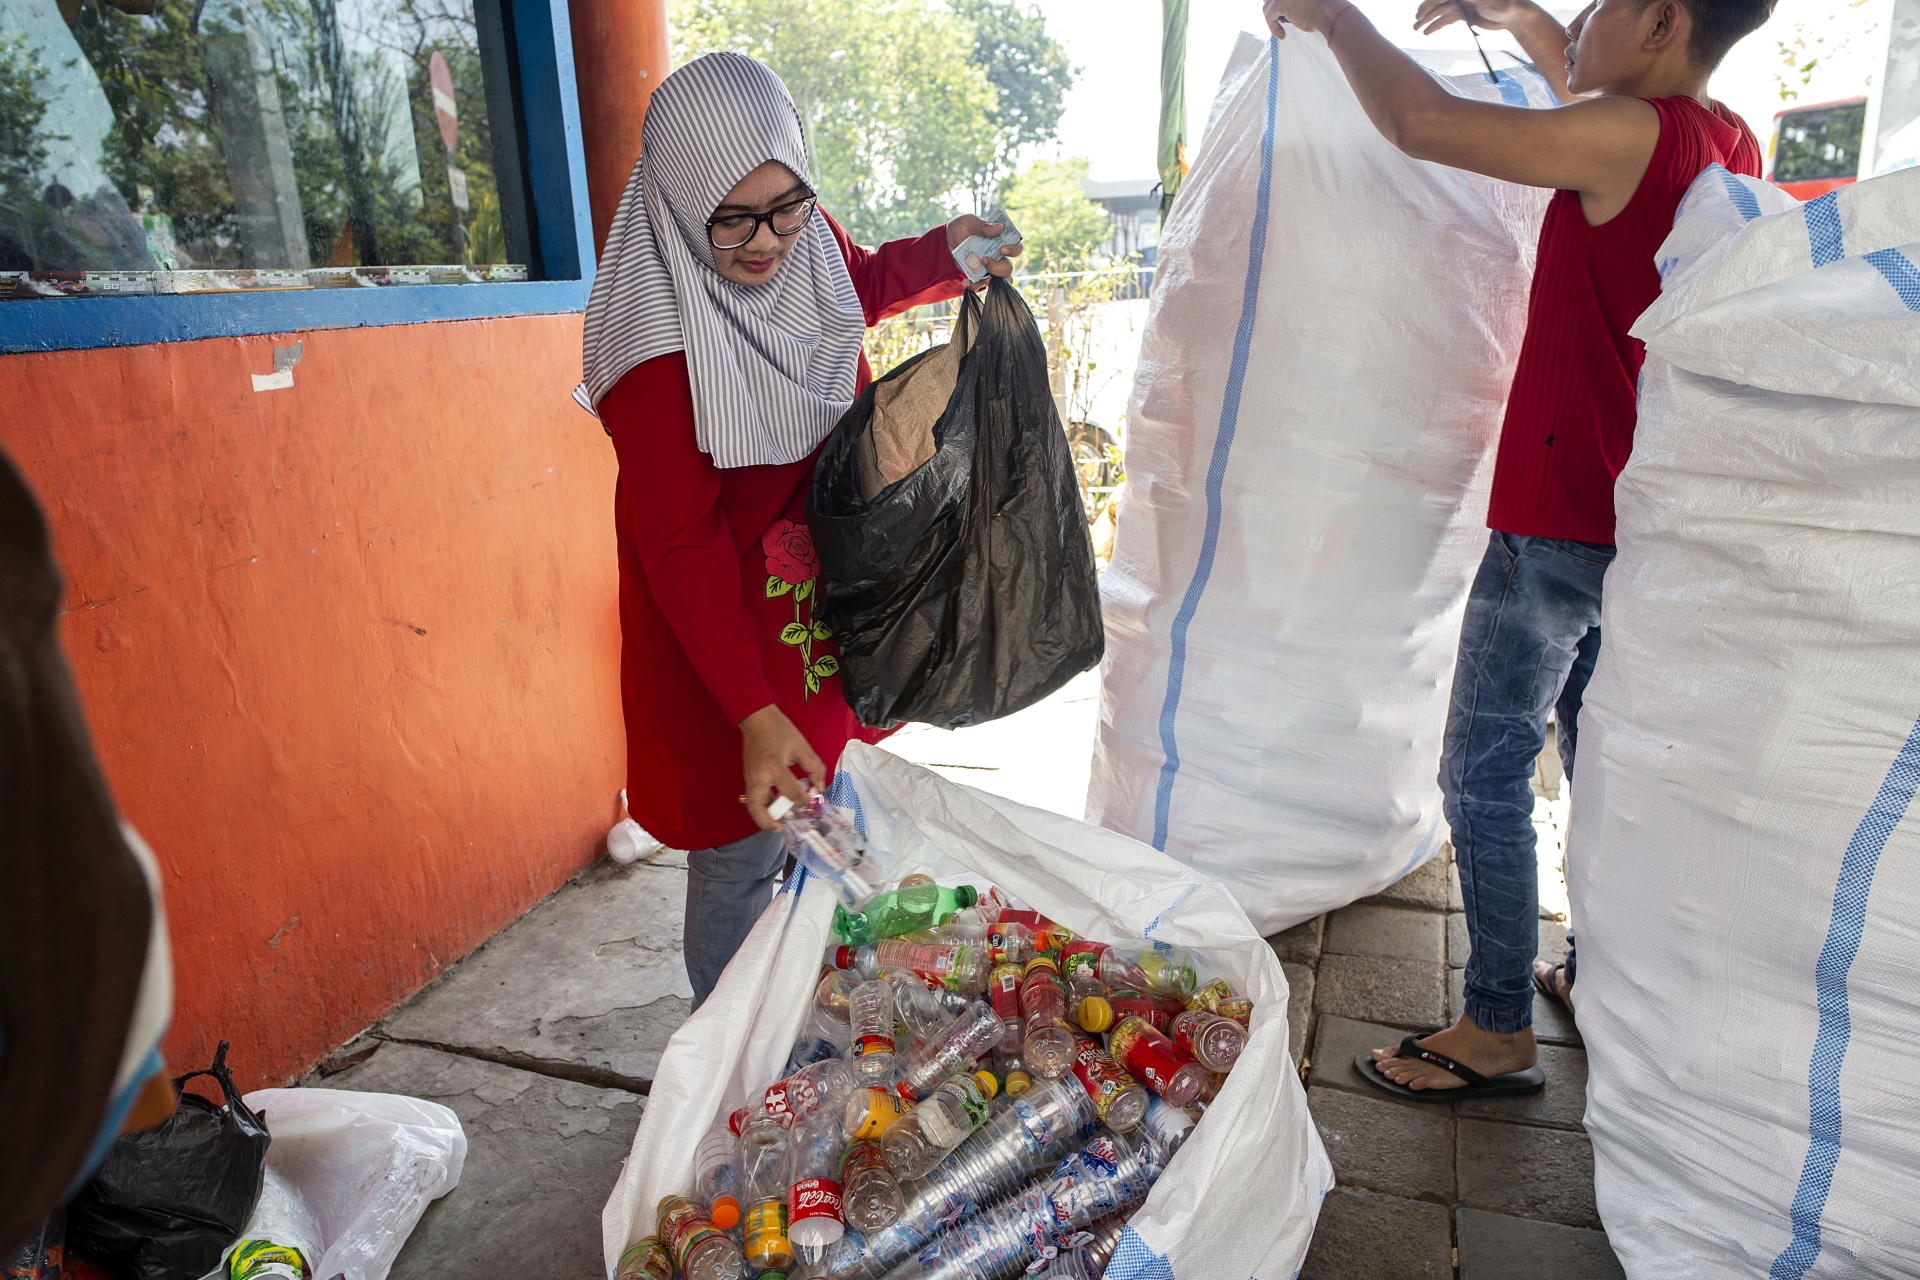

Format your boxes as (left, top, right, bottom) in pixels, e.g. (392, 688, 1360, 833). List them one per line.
(1089, 32, 1554, 933)
(601, 741, 1333, 1279)
(1569, 164, 1920, 1279)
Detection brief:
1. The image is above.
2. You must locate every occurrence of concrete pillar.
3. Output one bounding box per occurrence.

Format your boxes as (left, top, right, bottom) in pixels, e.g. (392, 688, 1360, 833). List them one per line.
(567, 0, 670, 257)
(201, 0, 311, 269)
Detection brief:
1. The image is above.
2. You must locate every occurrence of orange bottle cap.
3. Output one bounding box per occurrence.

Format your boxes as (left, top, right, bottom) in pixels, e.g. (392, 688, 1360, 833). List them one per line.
(710, 1195, 741, 1230)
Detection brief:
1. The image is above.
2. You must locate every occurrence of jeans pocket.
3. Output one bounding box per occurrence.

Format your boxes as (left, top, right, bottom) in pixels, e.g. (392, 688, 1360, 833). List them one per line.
(1493, 530, 1522, 568)
(1556, 538, 1616, 569)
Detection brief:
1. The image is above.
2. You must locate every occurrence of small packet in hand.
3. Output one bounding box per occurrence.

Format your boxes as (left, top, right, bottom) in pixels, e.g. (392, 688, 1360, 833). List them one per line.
(951, 208, 1023, 282)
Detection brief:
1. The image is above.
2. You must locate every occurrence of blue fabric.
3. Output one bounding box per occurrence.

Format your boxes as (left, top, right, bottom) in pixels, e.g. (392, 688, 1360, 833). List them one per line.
(1804, 191, 1845, 267)
(1769, 711, 1920, 1279)
(684, 827, 786, 1009)
(1442, 532, 1613, 1033)
(1864, 247, 1920, 312)
(1106, 1226, 1178, 1280)
(1493, 69, 1528, 106)
(1714, 163, 1763, 221)
(1151, 38, 1281, 851)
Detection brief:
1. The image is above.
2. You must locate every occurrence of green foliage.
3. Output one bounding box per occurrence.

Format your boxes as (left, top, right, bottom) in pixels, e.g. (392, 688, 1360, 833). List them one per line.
(0, 33, 54, 267)
(671, 0, 1072, 244)
(1001, 156, 1106, 274)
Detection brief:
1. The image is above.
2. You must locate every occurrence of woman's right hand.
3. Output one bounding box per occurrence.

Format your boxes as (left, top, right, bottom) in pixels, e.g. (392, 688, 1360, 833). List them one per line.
(740, 704, 827, 830)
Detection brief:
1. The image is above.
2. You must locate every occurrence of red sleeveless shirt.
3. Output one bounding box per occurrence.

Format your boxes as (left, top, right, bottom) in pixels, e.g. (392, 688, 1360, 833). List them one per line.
(1485, 96, 1760, 544)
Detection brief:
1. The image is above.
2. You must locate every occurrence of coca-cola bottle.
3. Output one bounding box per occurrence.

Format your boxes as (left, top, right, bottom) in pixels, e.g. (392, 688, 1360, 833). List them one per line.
(787, 1112, 847, 1264)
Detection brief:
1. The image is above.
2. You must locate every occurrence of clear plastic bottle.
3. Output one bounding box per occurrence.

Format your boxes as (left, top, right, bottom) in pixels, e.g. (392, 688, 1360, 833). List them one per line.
(841, 1085, 910, 1142)
(656, 1194, 744, 1280)
(1106, 1015, 1208, 1107)
(1018, 957, 1076, 1079)
(985, 920, 1034, 968)
(731, 1058, 859, 1133)
(881, 1070, 997, 1178)
(613, 1236, 674, 1280)
(896, 1000, 1006, 1101)
(693, 1125, 745, 1230)
(816, 968, 863, 1019)
(787, 1000, 852, 1076)
(887, 970, 961, 1042)
(847, 979, 898, 1085)
(834, 883, 979, 945)
(740, 1117, 793, 1273)
(986, 962, 1024, 1053)
(989, 1045, 1033, 1098)
(768, 794, 886, 906)
(1171, 1008, 1246, 1073)
(840, 1139, 905, 1233)
(1138, 1095, 1196, 1163)
(1095, 944, 1199, 998)
(1068, 1037, 1148, 1133)
(836, 939, 988, 994)
(787, 1112, 847, 1264)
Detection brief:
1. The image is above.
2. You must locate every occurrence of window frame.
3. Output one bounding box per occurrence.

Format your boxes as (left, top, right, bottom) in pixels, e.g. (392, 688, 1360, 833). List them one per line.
(0, 0, 595, 355)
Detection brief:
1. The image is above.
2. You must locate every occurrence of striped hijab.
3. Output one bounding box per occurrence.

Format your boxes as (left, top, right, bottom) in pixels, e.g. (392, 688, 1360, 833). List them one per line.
(574, 53, 865, 470)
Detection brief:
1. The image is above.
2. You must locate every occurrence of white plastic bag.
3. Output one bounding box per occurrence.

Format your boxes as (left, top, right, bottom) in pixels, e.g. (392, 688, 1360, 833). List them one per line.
(1569, 165, 1920, 1278)
(601, 741, 1333, 1279)
(238, 1089, 467, 1280)
(1088, 33, 1554, 933)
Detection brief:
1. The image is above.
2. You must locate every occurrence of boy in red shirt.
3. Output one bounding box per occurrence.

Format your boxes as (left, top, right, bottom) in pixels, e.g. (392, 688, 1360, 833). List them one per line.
(1259, 0, 1771, 1097)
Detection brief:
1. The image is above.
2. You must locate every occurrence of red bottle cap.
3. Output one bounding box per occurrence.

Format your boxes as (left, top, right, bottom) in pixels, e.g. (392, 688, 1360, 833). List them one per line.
(834, 946, 856, 970)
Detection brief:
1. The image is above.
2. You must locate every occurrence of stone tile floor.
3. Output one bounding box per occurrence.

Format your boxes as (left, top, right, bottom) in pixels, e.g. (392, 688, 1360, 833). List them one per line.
(296, 685, 1620, 1277)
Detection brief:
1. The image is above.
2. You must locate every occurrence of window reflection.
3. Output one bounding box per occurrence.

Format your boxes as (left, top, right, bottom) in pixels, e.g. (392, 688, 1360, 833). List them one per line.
(0, 0, 529, 285)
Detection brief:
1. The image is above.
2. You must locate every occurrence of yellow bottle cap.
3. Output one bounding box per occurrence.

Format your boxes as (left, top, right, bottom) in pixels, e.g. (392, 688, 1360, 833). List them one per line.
(710, 1195, 741, 1230)
(1004, 1070, 1033, 1096)
(973, 1069, 1000, 1099)
(1077, 996, 1113, 1033)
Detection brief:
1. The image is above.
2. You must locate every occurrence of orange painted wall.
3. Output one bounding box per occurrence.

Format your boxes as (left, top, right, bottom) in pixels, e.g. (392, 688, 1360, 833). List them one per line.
(0, 313, 624, 1090)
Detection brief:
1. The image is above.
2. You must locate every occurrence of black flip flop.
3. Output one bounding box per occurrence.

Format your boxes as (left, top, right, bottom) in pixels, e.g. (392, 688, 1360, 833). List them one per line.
(1355, 1035, 1546, 1102)
(1533, 961, 1573, 1014)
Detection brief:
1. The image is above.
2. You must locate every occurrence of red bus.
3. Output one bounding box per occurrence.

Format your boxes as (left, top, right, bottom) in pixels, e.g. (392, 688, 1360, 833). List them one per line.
(1766, 97, 1869, 199)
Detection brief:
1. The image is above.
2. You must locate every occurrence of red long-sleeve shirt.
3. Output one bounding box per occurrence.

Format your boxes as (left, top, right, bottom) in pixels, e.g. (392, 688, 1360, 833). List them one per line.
(601, 214, 966, 851)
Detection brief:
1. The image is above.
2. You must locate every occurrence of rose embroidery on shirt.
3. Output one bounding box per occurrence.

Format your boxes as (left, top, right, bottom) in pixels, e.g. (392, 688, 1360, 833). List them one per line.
(764, 519, 837, 697)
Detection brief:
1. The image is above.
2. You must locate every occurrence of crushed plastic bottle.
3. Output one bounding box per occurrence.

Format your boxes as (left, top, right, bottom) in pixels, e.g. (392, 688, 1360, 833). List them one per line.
(847, 978, 898, 1085)
(769, 793, 886, 906)
(886, 970, 961, 1043)
(656, 1194, 744, 1280)
(896, 1000, 1006, 1101)
(694, 1124, 745, 1229)
(835, 883, 979, 945)
(1138, 1095, 1196, 1162)
(881, 1070, 998, 1178)
(841, 1138, 906, 1232)
(786, 1001, 852, 1076)
(816, 968, 863, 1019)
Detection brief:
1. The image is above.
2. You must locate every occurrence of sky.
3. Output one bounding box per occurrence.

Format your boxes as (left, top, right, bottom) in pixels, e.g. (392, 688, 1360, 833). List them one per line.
(1031, 0, 1896, 182)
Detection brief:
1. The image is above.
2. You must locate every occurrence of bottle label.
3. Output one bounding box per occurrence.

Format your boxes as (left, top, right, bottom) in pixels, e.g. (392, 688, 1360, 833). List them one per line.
(1109, 1015, 1194, 1098)
(614, 1238, 674, 1280)
(1060, 941, 1105, 980)
(763, 1075, 818, 1127)
(744, 1200, 791, 1263)
(1070, 1041, 1141, 1124)
(846, 1087, 908, 1139)
(659, 1201, 725, 1273)
(788, 1176, 844, 1226)
(1186, 978, 1234, 1013)
(852, 1033, 895, 1060)
(1108, 991, 1178, 1034)
(229, 1241, 310, 1280)
(989, 964, 1022, 1018)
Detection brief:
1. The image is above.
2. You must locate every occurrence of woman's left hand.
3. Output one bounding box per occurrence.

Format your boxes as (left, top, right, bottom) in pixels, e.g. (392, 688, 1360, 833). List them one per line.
(946, 215, 1022, 281)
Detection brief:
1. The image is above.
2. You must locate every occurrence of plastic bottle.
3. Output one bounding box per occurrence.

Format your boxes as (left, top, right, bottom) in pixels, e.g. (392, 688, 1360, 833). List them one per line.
(1017, 957, 1075, 1079)
(1030, 1211, 1129, 1280)
(732, 1058, 859, 1133)
(840, 1139, 905, 1233)
(989, 1045, 1032, 1098)
(896, 1000, 1006, 1101)
(816, 968, 863, 1019)
(607, 790, 663, 865)
(1106, 1015, 1207, 1107)
(842, 1085, 910, 1142)
(1105, 989, 1188, 1034)
(740, 1117, 794, 1273)
(768, 793, 886, 906)
(1171, 1008, 1246, 1073)
(613, 1236, 675, 1280)
(985, 920, 1033, 967)
(1186, 978, 1254, 1027)
(656, 1194, 744, 1280)
(880, 1070, 998, 1178)
(834, 883, 979, 945)
(787, 1112, 847, 1264)
(1138, 1095, 1196, 1162)
(1095, 945, 1198, 998)
(887, 970, 961, 1042)
(694, 1125, 746, 1229)
(1068, 1037, 1148, 1133)
(847, 978, 898, 1085)
(986, 962, 1024, 1053)
(836, 939, 988, 994)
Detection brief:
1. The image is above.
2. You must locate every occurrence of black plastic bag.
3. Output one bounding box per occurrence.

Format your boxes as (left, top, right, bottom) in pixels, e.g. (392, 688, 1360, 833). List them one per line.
(67, 1042, 269, 1280)
(810, 276, 1104, 729)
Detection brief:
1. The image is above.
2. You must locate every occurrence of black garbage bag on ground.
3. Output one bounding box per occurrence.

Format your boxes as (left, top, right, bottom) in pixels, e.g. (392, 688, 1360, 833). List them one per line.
(67, 1042, 269, 1280)
(809, 276, 1103, 729)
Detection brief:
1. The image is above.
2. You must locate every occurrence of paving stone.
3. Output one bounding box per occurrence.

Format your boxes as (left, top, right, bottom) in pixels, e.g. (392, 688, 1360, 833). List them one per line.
(381, 859, 692, 1089)
(1457, 1043, 1588, 1131)
(1327, 903, 1445, 963)
(1268, 914, 1325, 965)
(1315, 954, 1449, 1029)
(1357, 854, 1453, 910)
(1448, 854, 1464, 911)
(1300, 1187, 1453, 1280)
(1539, 919, 1572, 963)
(1456, 1207, 1625, 1279)
(1457, 1117, 1601, 1228)
(312, 1042, 643, 1280)
(1283, 961, 1314, 1067)
(1449, 912, 1468, 968)
(1305, 1015, 1444, 1100)
(1449, 968, 1583, 1047)
(1307, 1084, 1453, 1199)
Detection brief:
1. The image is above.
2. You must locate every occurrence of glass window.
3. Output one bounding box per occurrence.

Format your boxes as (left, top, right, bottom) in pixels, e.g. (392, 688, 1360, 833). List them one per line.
(1774, 101, 1867, 185)
(0, 0, 532, 289)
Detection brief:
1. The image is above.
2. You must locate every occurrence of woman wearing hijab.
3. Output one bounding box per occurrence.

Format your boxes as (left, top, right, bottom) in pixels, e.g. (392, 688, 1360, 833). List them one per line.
(576, 52, 1017, 1007)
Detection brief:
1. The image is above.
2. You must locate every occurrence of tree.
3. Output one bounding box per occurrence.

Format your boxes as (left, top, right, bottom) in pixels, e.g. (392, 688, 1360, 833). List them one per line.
(948, 0, 1072, 208)
(671, 0, 1072, 243)
(1000, 156, 1106, 274)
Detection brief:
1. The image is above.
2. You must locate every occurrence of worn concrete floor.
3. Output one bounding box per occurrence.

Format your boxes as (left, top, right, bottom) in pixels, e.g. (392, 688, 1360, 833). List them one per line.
(297, 681, 1619, 1278)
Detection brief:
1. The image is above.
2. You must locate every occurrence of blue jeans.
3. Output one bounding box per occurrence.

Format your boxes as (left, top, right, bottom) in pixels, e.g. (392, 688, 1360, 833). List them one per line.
(1442, 532, 1613, 1034)
(684, 828, 786, 1010)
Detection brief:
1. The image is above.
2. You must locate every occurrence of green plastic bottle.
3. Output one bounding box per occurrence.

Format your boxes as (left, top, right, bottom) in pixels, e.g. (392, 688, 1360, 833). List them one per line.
(833, 882, 978, 945)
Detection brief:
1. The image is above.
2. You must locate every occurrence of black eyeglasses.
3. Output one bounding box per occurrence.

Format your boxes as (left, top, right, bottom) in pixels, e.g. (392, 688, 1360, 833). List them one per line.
(707, 196, 817, 251)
